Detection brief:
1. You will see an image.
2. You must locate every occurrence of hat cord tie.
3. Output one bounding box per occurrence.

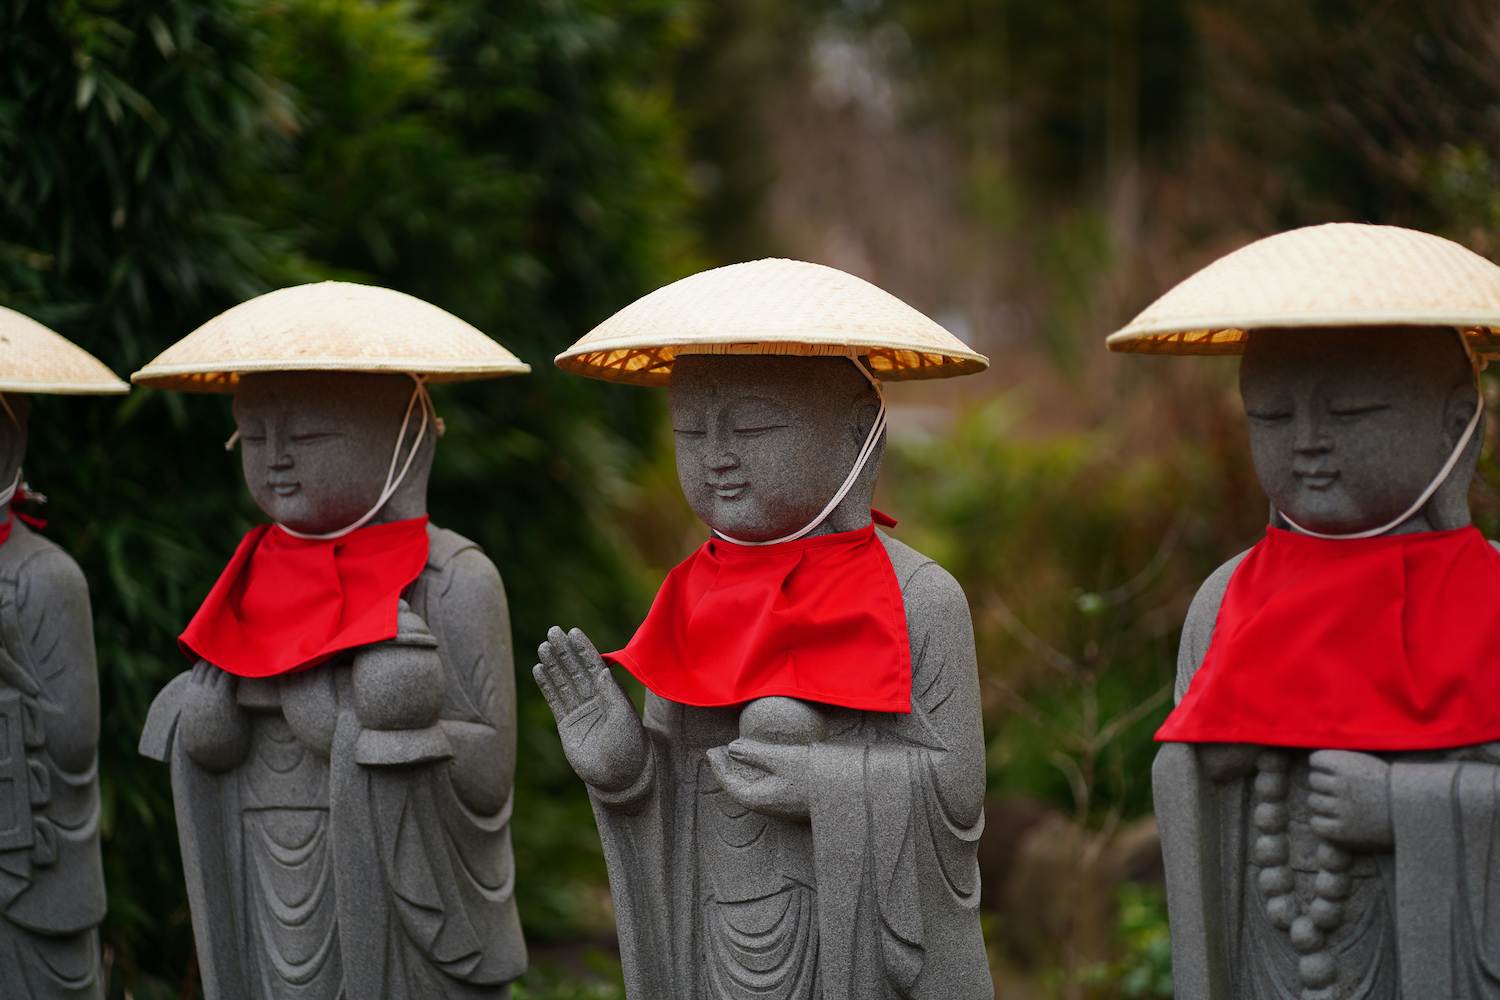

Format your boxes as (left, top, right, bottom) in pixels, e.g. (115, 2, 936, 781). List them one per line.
(1280, 328, 1484, 541)
(277, 374, 432, 541)
(0, 468, 23, 510)
(714, 354, 887, 547)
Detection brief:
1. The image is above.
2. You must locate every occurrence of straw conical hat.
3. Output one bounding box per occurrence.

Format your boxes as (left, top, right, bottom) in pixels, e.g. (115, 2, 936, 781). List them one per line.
(1107, 223, 1500, 355)
(0, 306, 128, 394)
(131, 281, 530, 392)
(555, 258, 988, 385)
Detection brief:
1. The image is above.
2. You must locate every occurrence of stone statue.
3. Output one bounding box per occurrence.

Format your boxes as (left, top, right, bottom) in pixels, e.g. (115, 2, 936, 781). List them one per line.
(0, 307, 130, 1000)
(0, 396, 107, 1000)
(1103, 224, 1500, 999)
(131, 282, 532, 1000)
(536, 353, 993, 1000)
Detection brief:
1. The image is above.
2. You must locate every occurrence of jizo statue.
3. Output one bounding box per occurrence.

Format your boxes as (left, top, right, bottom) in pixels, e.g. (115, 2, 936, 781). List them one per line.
(133, 283, 531, 1000)
(1108, 224, 1500, 999)
(0, 308, 127, 1000)
(537, 259, 996, 1000)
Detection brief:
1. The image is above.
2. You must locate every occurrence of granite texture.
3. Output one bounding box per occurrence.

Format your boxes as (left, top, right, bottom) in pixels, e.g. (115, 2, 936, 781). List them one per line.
(1155, 326, 1496, 999)
(534, 355, 993, 1000)
(139, 372, 524, 1000)
(0, 394, 109, 1000)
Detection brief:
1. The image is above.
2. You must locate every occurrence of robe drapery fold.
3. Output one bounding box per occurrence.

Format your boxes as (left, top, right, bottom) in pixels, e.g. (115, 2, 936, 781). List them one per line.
(589, 531, 992, 1000)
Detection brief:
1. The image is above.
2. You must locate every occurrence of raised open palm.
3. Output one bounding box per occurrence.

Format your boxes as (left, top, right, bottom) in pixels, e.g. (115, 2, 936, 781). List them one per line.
(534, 626, 649, 793)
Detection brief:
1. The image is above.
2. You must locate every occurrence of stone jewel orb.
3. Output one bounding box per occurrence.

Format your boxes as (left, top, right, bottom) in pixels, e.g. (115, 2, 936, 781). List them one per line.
(0, 306, 127, 1000)
(536, 259, 996, 999)
(1109, 224, 1500, 999)
(135, 282, 529, 1000)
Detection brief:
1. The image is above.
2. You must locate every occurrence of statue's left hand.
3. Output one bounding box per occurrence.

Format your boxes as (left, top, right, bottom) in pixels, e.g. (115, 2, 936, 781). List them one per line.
(1308, 749, 1393, 851)
(707, 739, 811, 823)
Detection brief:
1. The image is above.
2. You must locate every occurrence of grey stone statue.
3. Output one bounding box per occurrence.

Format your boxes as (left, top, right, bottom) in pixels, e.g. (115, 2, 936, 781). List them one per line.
(139, 372, 525, 1000)
(0, 395, 107, 999)
(1156, 326, 1500, 999)
(534, 355, 993, 1000)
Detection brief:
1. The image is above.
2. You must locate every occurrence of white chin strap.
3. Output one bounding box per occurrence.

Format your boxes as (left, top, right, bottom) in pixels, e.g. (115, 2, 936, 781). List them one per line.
(0, 469, 22, 510)
(277, 374, 432, 541)
(1279, 328, 1486, 541)
(714, 355, 887, 547)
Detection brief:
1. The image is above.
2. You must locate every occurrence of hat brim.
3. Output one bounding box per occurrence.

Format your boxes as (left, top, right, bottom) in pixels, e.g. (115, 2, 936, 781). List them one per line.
(131, 357, 531, 393)
(1108, 316, 1500, 355)
(557, 337, 987, 386)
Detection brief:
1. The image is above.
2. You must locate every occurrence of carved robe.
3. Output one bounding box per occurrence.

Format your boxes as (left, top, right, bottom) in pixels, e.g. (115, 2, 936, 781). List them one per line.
(0, 520, 106, 1000)
(140, 525, 525, 1000)
(593, 532, 992, 1000)
(1157, 545, 1500, 1000)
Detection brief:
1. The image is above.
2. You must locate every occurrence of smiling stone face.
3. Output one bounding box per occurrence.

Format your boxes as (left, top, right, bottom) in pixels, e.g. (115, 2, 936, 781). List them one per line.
(1239, 326, 1476, 535)
(232, 371, 432, 534)
(668, 354, 883, 541)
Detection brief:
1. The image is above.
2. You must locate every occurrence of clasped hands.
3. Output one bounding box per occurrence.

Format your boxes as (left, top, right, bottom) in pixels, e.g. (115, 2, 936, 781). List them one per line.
(534, 626, 811, 820)
(1204, 743, 1393, 851)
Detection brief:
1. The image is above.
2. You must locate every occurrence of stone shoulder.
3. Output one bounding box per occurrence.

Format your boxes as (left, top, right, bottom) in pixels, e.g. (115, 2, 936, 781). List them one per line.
(877, 529, 970, 620)
(0, 520, 88, 596)
(1175, 548, 1251, 703)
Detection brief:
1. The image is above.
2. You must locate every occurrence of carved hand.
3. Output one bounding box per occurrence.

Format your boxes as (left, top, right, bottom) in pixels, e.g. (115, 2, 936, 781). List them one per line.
(1198, 742, 1262, 784)
(706, 739, 811, 823)
(179, 660, 252, 774)
(1308, 749, 1393, 851)
(533, 626, 648, 793)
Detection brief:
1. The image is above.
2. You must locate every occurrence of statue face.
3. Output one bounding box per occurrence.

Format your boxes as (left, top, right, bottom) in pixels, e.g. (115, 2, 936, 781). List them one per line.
(232, 372, 427, 534)
(1239, 326, 1472, 535)
(668, 355, 881, 541)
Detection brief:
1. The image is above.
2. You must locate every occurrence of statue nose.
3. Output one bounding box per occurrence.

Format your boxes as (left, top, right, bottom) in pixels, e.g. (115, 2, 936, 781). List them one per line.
(1293, 412, 1331, 454)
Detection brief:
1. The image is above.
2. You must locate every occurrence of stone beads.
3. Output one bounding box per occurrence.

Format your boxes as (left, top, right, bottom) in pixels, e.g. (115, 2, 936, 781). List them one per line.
(1251, 749, 1351, 1000)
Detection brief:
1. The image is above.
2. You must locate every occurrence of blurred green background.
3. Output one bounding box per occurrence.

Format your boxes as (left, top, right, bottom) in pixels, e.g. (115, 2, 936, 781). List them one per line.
(5, 1, 1500, 997)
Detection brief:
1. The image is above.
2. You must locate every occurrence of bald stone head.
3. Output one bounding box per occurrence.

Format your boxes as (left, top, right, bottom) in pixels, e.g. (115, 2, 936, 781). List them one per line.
(1239, 325, 1481, 536)
(668, 355, 884, 542)
(231, 372, 434, 535)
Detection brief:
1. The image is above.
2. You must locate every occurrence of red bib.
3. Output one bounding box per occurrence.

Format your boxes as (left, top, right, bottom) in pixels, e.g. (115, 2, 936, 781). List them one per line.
(1157, 525, 1500, 750)
(607, 522, 911, 712)
(179, 516, 430, 678)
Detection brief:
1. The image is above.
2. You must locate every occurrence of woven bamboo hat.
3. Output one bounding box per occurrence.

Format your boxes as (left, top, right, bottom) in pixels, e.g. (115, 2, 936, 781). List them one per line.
(0, 306, 128, 394)
(555, 258, 988, 386)
(131, 281, 530, 392)
(1107, 223, 1500, 355)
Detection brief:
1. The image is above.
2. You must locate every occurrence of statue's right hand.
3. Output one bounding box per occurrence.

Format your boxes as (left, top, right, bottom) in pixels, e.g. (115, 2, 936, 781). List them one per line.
(533, 627, 648, 793)
(179, 660, 252, 774)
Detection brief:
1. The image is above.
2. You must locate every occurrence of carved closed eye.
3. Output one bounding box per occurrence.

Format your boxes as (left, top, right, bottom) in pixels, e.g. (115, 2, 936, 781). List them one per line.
(1327, 404, 1390, 418)
(732, 424, 789, 436)
(672, 427, 706, 437)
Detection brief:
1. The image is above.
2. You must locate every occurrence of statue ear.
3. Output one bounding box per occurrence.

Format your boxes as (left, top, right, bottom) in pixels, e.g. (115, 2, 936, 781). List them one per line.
(1425, 385, 1483, 531)
(853, 400, 880, 444)
(1444, 382, 1482, 450)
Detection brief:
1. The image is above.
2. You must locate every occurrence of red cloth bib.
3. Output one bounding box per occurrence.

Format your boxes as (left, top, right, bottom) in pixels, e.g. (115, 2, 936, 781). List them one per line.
(179, 516, 431, 678)
(607, 522, 911, 712)
(1157, 525, 1500, 750)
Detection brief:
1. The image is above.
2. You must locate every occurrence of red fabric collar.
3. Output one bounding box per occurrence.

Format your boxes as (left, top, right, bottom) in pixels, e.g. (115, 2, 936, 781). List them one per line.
(1158, 525, 1500, 750)
(607, 521, 911, 712)
(179, 516, 431, 678)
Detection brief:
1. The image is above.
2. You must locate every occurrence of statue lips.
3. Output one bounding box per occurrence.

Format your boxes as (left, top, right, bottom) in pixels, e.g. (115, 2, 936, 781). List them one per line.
(1294, 468, 1338, 490)
(269, 480, 299, 497)
(708, 481, 747, 500)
